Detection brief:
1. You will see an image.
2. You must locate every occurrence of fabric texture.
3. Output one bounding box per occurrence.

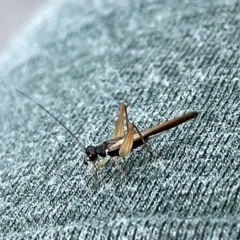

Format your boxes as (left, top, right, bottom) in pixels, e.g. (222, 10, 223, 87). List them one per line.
(0, 0, 239, 239)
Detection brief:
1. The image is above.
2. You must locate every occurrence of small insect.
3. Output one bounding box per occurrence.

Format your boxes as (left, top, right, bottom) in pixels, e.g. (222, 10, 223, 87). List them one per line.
(17, 89, 198, 179)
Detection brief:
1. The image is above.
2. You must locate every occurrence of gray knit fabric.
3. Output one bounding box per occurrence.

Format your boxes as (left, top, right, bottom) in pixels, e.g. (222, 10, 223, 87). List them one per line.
(0, 0, 239, 239)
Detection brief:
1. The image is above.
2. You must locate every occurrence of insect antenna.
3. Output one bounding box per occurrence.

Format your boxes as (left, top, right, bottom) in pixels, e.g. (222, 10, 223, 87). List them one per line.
(16, 89, 86, 152)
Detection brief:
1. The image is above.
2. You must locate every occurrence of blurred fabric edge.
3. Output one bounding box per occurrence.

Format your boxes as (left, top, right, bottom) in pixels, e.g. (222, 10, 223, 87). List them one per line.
(0, 0, 48, 53)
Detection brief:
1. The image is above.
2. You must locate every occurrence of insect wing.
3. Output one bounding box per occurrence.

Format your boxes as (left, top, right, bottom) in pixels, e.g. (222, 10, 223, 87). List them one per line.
(119, 123, 134, 158)
(113, 104, 126, 137)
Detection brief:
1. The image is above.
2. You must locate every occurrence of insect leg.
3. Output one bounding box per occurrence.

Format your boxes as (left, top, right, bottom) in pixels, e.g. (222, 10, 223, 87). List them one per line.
(94, 157, 108, 179)
(112, 157, 125, 178)
(113, 104, 129, 137)
(133, 124, 159, 157)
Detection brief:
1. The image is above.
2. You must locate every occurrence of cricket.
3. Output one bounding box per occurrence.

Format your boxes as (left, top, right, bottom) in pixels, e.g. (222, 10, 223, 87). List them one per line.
(17, 89, 198, 179)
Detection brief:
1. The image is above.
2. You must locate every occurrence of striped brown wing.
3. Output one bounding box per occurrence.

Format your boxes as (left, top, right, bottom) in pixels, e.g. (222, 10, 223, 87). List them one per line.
(118, 123, 134, 158)
(106, 131, 144, 154)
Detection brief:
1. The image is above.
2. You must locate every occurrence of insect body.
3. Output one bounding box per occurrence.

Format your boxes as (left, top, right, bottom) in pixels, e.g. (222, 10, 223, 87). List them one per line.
(17, 89, 198, 178)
